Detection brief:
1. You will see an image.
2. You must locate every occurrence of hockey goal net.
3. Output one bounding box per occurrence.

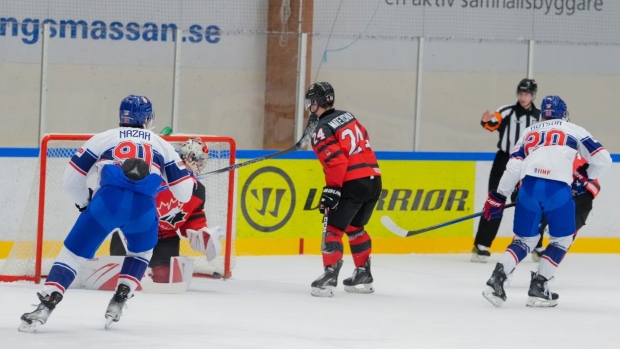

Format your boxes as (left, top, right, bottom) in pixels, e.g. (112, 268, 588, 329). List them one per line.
(0, 134, 236, 283)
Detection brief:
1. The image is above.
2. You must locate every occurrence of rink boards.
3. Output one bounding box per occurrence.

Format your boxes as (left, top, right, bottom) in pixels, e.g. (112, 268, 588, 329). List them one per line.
(1, 150, 620, 257)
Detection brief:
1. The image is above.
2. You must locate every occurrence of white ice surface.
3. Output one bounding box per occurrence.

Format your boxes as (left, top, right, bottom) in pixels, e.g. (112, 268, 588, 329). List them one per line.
(1, 254, 618, 348)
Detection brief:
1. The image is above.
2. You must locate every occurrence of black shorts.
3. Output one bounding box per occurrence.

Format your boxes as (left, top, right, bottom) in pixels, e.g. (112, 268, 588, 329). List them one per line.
(149, 236, 180, 268)
(327, 176, 382, 231)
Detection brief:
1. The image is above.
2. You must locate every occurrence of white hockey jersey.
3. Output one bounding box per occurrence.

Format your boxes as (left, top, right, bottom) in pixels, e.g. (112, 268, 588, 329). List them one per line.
(497, 119, 612, 198)
(62, 127, 195, 207)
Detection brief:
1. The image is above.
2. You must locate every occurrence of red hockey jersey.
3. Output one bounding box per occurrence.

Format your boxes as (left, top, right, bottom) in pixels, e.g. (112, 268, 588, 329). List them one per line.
(156, 180, 207, 240)
(311, 109, 381, 187)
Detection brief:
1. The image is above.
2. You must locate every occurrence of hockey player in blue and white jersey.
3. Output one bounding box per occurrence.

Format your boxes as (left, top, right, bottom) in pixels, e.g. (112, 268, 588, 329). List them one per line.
(481, 95, 611, 308)
(19, 95, 195, 332)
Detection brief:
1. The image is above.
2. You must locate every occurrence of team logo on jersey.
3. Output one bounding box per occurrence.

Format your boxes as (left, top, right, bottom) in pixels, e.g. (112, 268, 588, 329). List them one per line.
(157, 198, 187, 229)
(240, 166, 296, 233)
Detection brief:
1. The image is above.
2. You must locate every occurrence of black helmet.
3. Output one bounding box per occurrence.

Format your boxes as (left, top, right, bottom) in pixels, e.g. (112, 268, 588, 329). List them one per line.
(516, 78, 537, 96)
(304, 82, 335, 110)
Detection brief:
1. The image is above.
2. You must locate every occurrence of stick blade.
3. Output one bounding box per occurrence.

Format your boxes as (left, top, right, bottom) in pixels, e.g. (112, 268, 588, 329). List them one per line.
(380, 216, 410, 238)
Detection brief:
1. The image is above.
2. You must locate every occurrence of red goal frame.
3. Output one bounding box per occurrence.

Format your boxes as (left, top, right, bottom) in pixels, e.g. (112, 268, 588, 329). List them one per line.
(1, 134, 236, 283)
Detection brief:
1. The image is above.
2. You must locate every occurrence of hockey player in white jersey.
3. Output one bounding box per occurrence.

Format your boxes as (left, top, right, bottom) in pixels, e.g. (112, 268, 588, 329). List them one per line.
(19, 95, 195, 332)
(480, 95, 611, 308)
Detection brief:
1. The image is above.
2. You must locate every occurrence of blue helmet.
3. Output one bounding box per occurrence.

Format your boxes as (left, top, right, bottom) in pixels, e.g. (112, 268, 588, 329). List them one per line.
(119, 95, 154, 127)
(540, 95, 569, 121)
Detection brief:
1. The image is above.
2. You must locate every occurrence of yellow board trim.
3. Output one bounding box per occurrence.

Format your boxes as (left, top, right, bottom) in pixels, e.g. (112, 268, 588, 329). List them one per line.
(2, 237, 620, 259)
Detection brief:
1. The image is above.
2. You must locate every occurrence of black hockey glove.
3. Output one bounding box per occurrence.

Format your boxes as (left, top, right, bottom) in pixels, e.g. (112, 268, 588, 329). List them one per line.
(573, 163, 589, 184)
(319, 186, 341, 214)
(510, 187, 518, 203)
(75, 188, 94, 212)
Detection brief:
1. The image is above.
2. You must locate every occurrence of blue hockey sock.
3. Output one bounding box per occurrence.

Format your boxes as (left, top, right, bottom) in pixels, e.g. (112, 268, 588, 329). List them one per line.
(117, 254, 150, 296)
(42, 247, 87, 295)
(498, 238, 533, 274)
(537, 239, 570, 280)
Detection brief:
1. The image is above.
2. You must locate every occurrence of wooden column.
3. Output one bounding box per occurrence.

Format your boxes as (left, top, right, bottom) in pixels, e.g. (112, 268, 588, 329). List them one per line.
(263, 0, 313, 149)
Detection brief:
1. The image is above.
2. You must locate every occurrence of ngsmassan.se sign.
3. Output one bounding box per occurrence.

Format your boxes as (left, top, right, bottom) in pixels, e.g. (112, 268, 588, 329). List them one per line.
(0, 17, 221, 45)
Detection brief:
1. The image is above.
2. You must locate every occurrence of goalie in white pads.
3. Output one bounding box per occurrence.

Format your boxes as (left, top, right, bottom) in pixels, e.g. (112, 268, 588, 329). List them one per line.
(481, 96, 611, 308)
(19, 95, 195, 332)
(110, 137, 225, 284)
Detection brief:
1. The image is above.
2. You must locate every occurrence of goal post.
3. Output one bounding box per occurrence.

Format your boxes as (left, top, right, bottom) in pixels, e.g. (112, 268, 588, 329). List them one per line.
(0, 133, 237, 283)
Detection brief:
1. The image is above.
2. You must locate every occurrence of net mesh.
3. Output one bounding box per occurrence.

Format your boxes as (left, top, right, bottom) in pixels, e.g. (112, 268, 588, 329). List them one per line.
(0, 135, 235, 281)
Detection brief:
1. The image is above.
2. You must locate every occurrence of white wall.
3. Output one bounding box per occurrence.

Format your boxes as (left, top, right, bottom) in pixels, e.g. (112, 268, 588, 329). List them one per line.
(1, 0, 620, 151)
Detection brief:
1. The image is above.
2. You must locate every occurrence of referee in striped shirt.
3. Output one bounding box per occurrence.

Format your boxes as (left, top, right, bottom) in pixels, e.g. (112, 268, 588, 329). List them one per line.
(472, 78, 541, 263)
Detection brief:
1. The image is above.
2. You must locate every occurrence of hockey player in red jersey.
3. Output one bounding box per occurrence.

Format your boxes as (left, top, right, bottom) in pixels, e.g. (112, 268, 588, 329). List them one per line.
(110, 137, 225, 282)
(306, 82, 382, 297)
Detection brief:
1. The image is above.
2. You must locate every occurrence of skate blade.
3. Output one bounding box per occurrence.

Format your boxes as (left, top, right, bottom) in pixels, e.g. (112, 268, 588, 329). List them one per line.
(471, 253, 489, 263)
(482, 286, 505, 307)
(104, 315, 118, 329)
(311, 286, 335, 297)
(18, 320, 40, 333)
(344, 283, 375, 294)
(526, 297, 558, 308)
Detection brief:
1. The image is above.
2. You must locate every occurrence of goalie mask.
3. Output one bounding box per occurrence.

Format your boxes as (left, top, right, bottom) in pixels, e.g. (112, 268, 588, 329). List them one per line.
(179, 137, 209, 174)
(304, 82, 335, 112)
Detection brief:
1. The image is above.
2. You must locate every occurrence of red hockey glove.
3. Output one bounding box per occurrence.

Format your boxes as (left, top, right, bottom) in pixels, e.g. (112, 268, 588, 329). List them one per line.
(483, 191, 507, 221)
(319, 186, 341, 214)
(573, 163, 589, 184)
(584, 181, 601, 199)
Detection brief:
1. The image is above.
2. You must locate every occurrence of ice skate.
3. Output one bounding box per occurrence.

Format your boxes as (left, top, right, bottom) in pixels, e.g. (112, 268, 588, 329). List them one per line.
(526, 273, 558, 308)
(105, 284, 131, 329)
(471, 245, 490, 263)
(482, 263, 508, 307)
(531, 248, 544, 262)
(19, 292, 63, 333)
(343, 258, 374, 294)
(311, 260, 343, 297)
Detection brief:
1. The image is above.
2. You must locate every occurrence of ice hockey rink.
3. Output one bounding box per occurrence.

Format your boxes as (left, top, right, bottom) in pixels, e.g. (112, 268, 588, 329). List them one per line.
(0, 254, 617, 348)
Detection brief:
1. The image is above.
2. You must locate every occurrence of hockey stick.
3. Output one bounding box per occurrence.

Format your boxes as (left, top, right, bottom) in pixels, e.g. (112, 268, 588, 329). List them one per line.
(381, 202, 516, 238)
(320, 207, 329, 252)
(196, 114, 319, 179)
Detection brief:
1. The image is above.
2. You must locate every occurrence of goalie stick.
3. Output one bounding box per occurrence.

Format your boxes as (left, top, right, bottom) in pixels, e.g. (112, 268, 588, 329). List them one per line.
(196, 114, 319, 179)
(381, 202, 516, 238)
